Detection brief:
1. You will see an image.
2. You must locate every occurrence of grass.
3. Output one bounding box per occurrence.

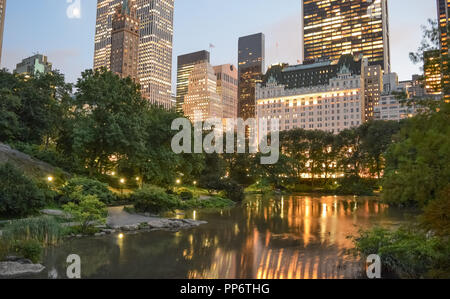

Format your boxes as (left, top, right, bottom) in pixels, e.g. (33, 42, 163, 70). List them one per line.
(1, 216, 66, 247)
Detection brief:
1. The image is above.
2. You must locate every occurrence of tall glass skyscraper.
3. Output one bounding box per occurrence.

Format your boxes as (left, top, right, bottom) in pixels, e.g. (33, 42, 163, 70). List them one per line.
(238, 33, 265, 120)
(0, 0, 6, 66)
(438, 0, 450, 54)
(94, 0, 174, 109)
(176, 50, 210, 114)
(302, 0, 391, 72)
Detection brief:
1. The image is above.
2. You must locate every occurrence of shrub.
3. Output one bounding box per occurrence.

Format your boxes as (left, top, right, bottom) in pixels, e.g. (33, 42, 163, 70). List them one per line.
(11, 239, 43, 263)
(2, 216, 65, 246)
(222, 179, 245, 202)
(181, 197, 235, 210)
(131, 185, 181, 214)
(59, 177, 115, 204)
(420, 186, 450, 237)
(351, 226, 450, 279)
(63, 194, 107, 234)
(335, 176, 375, 196)
(0, 163, 45, 217)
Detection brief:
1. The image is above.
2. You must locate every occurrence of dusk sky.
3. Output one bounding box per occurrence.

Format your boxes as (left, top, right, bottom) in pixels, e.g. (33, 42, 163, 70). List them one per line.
(1, 0, 437, 89)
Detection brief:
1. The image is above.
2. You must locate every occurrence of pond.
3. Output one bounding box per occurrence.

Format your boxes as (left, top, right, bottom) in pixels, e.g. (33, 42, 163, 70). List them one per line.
(38, 194, 412, 279)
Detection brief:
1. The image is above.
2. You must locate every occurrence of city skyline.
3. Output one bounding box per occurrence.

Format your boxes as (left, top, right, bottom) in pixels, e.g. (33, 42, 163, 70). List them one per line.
(0, 0, 439, 89)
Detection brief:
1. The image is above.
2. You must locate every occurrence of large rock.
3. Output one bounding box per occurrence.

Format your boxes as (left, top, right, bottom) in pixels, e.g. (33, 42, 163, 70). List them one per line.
(0, 262, 45, 277)
(40, 209, 67, 217)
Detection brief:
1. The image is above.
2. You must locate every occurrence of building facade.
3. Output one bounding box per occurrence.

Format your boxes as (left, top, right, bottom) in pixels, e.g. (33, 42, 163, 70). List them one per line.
(302, 0, 391, 72)
(238, 33, 265, 120)
(176, 50, 210, 113)
(256, 64, 364, 134)
(183, 61, 223, 122)
(214, 64, 238, 120)
(0, 0, 6, 66)
(94, 0, 174, 108)
(438, 0, 450, 54)
(374, 73, 418, 121)
(110, 0, 140, 81)
(362, 62, 383, 122)
(14, 54, 52, 76)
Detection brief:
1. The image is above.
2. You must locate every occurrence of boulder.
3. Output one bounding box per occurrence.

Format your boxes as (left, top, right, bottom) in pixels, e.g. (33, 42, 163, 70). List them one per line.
(0, 262, 45, 277)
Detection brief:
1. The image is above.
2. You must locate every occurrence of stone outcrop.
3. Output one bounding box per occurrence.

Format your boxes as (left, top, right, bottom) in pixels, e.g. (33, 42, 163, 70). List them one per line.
(0, 261, 45, 277)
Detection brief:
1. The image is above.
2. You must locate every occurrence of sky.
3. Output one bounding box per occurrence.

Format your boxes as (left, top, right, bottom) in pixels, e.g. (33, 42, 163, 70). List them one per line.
(1, 0, 438, 90)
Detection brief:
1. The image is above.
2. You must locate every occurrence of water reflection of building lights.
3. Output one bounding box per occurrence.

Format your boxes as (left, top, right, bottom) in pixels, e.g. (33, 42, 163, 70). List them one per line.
(321, 203, 328, 218)
(193, 210, 197, 220)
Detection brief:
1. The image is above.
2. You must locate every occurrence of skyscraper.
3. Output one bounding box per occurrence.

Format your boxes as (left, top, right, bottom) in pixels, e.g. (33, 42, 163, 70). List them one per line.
(302, 0, 391, 72)
(176, 50, 210, 113)
(110, 0, 139, 81)
(0, 0, 6, 66)
(183, 61, 223, 122)
(437, 0, 450, 101)
(214, 64, 238, 120)
(437, 0, 450, 54)
(94, 0, 174, 108)
(238, 33, 265, 120)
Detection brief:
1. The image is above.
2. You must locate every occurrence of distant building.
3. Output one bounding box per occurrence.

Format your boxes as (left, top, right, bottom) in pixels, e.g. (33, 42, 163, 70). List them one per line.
(238, 33, 265, 120)
(14, 54, 52, 76)
(0, 0, 6, 66)
(374, 73, 418, 122)
(437, 0, 450, 101)
(110, 0, 140, 81)
(399, 74, 426, 99)
(94, 0, 175, 109)
(423, 50, 443, 96)
(213, 64, 238, 120)
(176, 50, 210, 113)
(302, 0, 391, 72)
(256, 62, 364, 134)
(362, 62, 383, 122)
(183, 61, 222, 122)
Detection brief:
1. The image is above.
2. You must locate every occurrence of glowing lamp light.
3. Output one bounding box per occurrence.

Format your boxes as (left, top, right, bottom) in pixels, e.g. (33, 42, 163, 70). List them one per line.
(120, 178, 125, 184)
(118, 233, 124, 240)
(193, 181, 197, 186)
(176, 179, 181, 185)
(47, 176, 54, 182)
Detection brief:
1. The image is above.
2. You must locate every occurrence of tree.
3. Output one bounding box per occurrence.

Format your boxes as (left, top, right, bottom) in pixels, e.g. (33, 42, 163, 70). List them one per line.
(66, 69, 148, 176)
(382, 102, 450, 207)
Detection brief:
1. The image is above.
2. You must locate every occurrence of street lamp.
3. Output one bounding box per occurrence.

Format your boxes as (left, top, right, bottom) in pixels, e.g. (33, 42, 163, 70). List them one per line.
(193, 181, 197, 186)
(120, 178, 125, 195)
(176, 179, 181, 185)
(47, 176, 54, 182)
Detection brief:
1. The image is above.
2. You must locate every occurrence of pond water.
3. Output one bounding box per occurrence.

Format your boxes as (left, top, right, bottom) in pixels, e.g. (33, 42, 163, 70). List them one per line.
(39, 194, 412, 279)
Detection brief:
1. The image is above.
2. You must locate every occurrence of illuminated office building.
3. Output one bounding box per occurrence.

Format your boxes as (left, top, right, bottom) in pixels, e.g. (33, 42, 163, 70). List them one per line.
(94, 0, 174, 108)
(437, 0, 450, 101)
(424, 50, 443, 96)
(302, 0, 391, 72)
(183, 61, 223, 122)
(0, 0, 6, 65)
(110, 0, 140, 81)
(214, 64, 238, 120)
(176, 50, 210, 113)
(362, 62, 382, 121)
(238, 33, 265, 120)
(438, 0, 450, 54)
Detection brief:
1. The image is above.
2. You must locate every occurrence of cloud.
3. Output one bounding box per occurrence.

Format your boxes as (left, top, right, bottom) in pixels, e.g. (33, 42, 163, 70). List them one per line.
(66, 0, 82, 19)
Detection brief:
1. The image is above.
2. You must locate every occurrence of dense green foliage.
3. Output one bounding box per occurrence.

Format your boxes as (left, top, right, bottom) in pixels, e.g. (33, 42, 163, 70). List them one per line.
(59, 177, 115, 204)
(181, 197, 235, 210)
(63, 194, 107, 234)
(131, 185, 180, 214)
(382, 103, 450, 207)
(352, 227, 450, 278)
(10, 240, 43, 263)
(0, 163, 45, 217)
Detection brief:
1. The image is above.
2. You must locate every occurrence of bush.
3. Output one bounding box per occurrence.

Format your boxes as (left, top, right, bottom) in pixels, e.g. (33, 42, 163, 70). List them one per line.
(179, 191, 194, 201)
(420, 186, 450, 237)
(351, 226, 450, 279)
(59, 177, 115, 204)
(335, 176, 375, 196)
(222, 180, 245, 202)
(11, 239, 43, 263)
(2, 216, 65, 246)
(181, 197, 235, 210)
(131, 185, 181, 214)
(0, 163, 45, 217)
(63, 194, 107, 234)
